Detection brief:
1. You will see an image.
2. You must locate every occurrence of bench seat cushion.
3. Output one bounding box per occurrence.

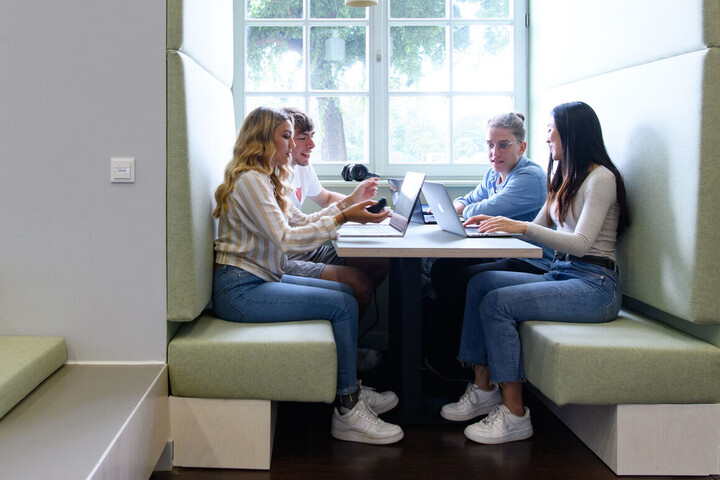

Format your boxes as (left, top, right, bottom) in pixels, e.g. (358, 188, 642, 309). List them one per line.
(168, 313, 337, 402)
(520, 309, 720, 406)
(0, 336, 67, 420)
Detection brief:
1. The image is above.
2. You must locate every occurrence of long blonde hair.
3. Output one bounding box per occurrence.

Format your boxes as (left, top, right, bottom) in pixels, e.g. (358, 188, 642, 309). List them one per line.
(213, 107, 293, 218)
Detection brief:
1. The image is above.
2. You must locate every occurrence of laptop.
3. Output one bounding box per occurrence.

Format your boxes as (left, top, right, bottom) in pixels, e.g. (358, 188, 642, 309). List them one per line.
(422, 182, 520, 238)
(388, 178, 436, 224)
(338, 171, 426, 237)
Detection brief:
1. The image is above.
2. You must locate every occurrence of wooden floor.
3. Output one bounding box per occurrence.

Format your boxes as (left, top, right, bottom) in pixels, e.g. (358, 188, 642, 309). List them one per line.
(151, 375, 719, 480)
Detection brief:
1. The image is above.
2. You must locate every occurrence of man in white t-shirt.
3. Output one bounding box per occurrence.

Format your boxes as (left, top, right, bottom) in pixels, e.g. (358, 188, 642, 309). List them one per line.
(282, 107, 388, 319)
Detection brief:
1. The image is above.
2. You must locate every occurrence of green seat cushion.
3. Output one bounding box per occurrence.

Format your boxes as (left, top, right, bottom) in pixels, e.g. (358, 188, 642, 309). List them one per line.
(520, 309, 720, 406)
(168, 313, 337, 402)
(0, 337, 67, 419)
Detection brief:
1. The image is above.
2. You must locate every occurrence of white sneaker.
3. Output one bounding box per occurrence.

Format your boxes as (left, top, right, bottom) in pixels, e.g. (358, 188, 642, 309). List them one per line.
(331, 400, 404, 445)
(358, 381, 399, 415)
(464, 404, 533, 444)
(440, 383, 502, 421)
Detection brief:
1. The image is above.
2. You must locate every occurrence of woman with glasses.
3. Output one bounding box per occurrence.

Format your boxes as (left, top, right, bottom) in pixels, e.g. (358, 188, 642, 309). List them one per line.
(441, 101, 630, 444)
(212, 106, 404, 445)
(428, 112, 552, 379)
(452, 112, 546, 220)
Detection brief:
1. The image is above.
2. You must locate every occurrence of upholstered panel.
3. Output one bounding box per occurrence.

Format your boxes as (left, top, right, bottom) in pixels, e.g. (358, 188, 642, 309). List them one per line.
(529, 0, 718, 88)
(533, 49, 720, 325)
(167, 0, 233, 87)
(167, 51, 235, 322)
(0, 337, 66, 420)
(168, 314, 337, 402)
(520, 310, 720, 406)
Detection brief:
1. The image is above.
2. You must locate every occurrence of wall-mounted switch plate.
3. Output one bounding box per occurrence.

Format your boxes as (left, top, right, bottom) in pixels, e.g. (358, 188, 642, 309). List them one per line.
(111, 157, 135, 183)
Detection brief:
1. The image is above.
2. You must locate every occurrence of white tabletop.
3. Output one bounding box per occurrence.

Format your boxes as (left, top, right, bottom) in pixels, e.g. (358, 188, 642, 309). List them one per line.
(333, 223, 542, 259)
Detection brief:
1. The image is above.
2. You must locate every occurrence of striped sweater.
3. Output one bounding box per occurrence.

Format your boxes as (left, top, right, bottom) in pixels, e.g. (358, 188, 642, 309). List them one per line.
(215, 170, 341, 282)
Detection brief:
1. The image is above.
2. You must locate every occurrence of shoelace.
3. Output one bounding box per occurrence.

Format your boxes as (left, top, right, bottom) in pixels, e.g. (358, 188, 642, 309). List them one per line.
(355, 402, 384, 425)
(483, 406, 509, 428)
(458, 384, 478, 405)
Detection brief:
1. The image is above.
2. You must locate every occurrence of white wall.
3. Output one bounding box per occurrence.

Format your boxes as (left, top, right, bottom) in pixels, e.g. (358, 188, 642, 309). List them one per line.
(0, 0, 167, 361)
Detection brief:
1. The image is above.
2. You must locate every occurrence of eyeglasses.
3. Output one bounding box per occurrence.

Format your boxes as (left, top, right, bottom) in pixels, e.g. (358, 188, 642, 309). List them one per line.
(485, 141, 521, 151)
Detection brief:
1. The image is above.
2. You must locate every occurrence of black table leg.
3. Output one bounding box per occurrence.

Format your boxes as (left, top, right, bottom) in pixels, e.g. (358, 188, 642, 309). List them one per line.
(388, 257, 423, 419)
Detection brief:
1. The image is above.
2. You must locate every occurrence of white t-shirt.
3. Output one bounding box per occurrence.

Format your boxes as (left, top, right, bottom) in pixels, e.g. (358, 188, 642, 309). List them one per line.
(289, 164, 323, 209)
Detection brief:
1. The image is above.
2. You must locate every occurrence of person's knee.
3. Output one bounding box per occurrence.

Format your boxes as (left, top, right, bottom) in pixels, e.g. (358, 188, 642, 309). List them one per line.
(345, 257, 388, 288)
(321, 265, 374, 306)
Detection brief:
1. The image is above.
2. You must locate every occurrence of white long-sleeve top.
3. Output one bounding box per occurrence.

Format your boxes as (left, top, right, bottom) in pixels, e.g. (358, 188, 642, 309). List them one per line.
(215, 170, 342, 281)
(524, 165, 619, 261)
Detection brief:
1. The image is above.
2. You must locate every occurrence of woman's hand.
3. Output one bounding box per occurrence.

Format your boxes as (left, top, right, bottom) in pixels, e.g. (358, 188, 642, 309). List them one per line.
(337, 199, 389, 225)
(464, 215, 528, 234)
(344, 177, 379, 206)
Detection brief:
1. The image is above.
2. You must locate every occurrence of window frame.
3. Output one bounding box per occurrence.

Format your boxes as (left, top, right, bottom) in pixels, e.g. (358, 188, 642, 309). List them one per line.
(233, 0, 528, 180)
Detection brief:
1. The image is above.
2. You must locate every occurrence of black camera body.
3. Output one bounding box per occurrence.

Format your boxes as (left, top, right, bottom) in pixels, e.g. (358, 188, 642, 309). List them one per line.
(366, 197, 387, 214)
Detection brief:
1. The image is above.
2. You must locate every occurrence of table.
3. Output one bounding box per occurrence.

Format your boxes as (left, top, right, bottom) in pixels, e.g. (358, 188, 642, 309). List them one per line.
(333, 223, 542, 421)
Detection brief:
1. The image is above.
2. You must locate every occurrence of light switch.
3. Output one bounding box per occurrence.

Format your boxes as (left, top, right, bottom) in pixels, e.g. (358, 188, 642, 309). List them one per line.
(111, 157, 135, 183)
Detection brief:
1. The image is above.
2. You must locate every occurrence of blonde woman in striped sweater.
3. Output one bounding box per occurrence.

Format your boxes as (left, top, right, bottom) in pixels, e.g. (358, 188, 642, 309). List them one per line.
(212, 106, 403, 445)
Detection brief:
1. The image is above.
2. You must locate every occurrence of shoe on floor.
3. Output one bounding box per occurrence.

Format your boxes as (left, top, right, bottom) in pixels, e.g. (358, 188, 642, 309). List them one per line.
(357, 348, 382, 372)
(464, 404, 533, 444)
(358, 381, 399, 415)
(331, 400, 404, 445)
(440, 383, 502, 421)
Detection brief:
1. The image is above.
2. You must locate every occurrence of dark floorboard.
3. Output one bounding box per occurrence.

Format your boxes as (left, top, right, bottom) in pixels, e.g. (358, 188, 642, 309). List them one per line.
(151, 368, 718, 480)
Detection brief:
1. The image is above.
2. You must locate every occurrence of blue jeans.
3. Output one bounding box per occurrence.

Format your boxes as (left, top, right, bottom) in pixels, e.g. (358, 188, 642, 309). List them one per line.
(458, 259, 622, 384)
(212, 265, 359, 396)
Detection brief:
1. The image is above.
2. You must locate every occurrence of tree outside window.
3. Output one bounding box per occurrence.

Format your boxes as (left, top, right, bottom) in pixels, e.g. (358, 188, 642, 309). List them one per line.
(238, 0, 524, 179)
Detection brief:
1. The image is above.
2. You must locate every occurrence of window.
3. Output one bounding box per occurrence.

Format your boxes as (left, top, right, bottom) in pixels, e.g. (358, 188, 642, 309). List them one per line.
(234, 0, 527, 179)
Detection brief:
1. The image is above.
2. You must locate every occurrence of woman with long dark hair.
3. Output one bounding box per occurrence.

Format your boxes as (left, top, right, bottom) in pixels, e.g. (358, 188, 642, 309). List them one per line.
(440, 101, 630, 444)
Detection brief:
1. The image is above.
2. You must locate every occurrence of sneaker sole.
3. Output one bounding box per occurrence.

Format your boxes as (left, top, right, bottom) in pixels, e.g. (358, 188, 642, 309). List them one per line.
(370, 396, 399, 415)
(331, 428, 404, 445)
(463, 425, 533, 444)
(440, 404, 498, 422)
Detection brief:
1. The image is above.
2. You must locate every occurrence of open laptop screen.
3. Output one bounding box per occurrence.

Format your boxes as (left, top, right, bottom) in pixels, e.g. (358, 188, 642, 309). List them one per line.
(387, 171, 426, 232)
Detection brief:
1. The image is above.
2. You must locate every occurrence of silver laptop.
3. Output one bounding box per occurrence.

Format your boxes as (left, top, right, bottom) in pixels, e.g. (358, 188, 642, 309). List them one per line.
(388, 178, 436, 224)
(338, 171, 426, 237)
(422, 182, 520, 238)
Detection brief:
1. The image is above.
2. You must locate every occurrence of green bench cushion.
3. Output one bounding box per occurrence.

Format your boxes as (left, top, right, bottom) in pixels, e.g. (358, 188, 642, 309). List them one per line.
(520, 309, 720, 406)
(0, 336, 67, 420)
(168, 313, 337, 402)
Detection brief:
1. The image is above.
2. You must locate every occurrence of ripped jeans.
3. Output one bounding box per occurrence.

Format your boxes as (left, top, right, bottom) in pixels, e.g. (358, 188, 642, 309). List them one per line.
(212, 265, 359, 396)
(458, 258, 622, 384)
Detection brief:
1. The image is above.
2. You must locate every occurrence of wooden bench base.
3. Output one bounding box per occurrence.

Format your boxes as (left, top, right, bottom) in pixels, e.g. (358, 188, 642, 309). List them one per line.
(169, 396, 277, 470)
(530, 385, 720, 475)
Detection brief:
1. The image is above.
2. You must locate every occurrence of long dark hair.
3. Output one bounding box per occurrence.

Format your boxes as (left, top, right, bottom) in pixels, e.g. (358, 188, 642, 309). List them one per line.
(547, 101, 630, 235)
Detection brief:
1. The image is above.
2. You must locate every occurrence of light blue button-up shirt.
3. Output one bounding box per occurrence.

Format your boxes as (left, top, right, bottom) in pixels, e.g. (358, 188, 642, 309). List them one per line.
(454, 156, 553, 269)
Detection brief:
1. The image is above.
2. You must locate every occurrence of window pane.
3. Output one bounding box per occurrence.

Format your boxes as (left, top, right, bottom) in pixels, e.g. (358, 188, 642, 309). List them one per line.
(390, 26, 448, 92)
(308, 96, 367, 164)
(453, 25, 513, 92)
(247, 0, 302, 19)
(310, 0, 366, 19)
(390, 0, 446, 19)
(310, 27, 367, 90)
(452, 0, 511, 19)
(245, 96, 307, 113)
(389, 96, 449, 164)
(453, 96, 513, 164)
(246, 26, 304, 92)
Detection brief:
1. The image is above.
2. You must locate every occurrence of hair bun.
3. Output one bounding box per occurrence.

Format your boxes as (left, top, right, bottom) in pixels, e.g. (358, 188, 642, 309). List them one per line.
(515, 112, 525, 122)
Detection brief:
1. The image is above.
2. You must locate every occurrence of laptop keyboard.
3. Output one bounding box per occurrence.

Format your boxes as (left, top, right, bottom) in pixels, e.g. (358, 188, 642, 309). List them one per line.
(342, 224, 392, 234)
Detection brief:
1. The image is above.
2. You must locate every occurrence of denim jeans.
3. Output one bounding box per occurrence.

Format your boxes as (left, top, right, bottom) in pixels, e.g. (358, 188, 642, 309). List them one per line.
(212, 265, 359, 396)
(458, 258, 622, 384)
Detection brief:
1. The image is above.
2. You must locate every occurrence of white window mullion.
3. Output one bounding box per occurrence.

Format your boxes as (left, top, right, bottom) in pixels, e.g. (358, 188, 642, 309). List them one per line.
(370, 1, 387, 177)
